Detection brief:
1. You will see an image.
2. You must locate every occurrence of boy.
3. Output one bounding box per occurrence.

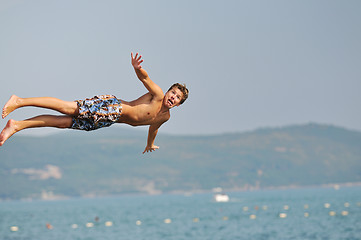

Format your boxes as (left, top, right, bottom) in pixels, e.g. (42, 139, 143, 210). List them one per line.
(0, 53, 189, 153)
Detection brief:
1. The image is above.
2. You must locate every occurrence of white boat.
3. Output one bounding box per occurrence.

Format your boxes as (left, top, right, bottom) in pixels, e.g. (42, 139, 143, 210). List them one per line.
(214, 193, 230, 202)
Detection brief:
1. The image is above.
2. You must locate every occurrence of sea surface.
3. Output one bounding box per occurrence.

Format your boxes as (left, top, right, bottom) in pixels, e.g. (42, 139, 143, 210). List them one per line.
(1, 186, 360, 240)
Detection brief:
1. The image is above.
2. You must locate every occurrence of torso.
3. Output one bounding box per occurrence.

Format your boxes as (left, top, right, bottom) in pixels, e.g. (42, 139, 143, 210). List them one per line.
(117, 93, 170, 126)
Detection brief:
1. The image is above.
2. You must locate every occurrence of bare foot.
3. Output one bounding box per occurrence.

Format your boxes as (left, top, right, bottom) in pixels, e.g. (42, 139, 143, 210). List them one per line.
(0, 119, 17, 146)
(2, 95, 21, 119)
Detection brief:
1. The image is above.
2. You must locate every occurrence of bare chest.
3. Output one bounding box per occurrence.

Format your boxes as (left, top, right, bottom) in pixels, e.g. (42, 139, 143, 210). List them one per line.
(119, 96, 167, 125)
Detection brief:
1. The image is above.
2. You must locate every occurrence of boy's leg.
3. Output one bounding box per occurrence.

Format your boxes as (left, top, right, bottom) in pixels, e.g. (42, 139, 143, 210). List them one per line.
(2, 95, 79, 119)
(0, 115, 73, 146)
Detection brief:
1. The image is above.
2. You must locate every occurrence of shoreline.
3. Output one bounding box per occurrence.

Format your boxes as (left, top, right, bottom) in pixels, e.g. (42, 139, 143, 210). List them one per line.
(1, 182, 361, 202)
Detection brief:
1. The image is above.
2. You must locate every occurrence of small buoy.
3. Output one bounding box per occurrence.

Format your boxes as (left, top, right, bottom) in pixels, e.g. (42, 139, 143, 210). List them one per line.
(283, 205, 289, 210)
(192, 218, 199, 222)
(136, 220, 142, 226)
(304, 204, 309, 209)
(279, 213, 287, 218)
(262, 205, 268, 210)
(249, 214, 257, 220)
(71, 224, 78, 229)
(86, 222, 94, 228)
(341, 211, 349, 216)
(164, 218, 172, 224)
(243, 206, 249, 212)
(304, 212, 309, 218)
(329, 211, 336, 216)
(324, 203, 331, 208)
(105, 221, 113, 227)
(344, 202, 350, 208)
(10, 226, 19, 232)
(222, 216, 228, 221)
(46, 223, 53, 230)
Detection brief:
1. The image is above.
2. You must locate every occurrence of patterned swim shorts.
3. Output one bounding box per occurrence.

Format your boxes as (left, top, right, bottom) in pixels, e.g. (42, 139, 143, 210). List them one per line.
(71, 95, 122, 131)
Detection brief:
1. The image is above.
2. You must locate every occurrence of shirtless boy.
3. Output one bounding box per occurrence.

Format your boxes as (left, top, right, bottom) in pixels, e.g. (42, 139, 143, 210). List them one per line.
(0, 53, 189, 153)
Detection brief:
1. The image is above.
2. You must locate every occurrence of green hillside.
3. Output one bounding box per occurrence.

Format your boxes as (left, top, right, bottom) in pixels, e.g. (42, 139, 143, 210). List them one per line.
(0, 123, 360, 200)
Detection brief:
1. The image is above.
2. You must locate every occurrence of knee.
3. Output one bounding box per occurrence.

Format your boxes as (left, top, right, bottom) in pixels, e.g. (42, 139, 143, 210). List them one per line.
(62, 102, 79, 116)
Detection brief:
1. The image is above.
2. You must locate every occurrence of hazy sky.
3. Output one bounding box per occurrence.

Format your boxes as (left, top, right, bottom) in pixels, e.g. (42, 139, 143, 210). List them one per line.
(1, 0, 360, 135)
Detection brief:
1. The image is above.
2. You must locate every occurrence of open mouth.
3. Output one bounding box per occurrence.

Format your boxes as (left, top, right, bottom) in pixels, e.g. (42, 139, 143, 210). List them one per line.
(168, 99, 173, 106)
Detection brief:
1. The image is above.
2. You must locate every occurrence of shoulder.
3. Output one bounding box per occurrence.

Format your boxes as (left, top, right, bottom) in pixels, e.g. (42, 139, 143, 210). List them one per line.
(150, 113, 170, 130)
(143, 78, 164, 101)
(152, 87, 165, 101)
(149, 92, 164, 104)
(157, 111, 170, 125)
(160, 111, 170, 123)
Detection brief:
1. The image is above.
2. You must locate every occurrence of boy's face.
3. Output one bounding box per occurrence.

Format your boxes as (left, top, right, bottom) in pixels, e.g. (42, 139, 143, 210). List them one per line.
(164, 87, 184, 109)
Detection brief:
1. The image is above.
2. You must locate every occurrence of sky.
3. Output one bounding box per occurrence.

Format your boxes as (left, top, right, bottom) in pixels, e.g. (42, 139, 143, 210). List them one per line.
(0, 0, 360, 136)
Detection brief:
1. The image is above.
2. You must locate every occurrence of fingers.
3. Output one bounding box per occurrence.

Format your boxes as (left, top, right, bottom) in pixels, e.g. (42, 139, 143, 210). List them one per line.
(142, 146, 159, 154)
(131, 52, 143, 62)
(131, 52, 144, 69)
(143, 148, 152, 154)
(142, 146, 147, 154)
(135, 54, 142, 63)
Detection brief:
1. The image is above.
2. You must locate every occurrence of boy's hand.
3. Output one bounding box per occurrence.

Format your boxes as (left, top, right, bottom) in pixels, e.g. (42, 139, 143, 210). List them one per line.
(131, 52, 143, 70)
(143, 145, 159, 154)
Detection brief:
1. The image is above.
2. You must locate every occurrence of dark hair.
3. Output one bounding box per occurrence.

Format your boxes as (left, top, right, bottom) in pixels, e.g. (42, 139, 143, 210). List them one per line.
(168, 83, 189, 104)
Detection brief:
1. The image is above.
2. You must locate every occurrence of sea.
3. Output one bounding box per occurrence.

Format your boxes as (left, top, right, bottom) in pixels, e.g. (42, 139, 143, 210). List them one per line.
(1, 186, 360, 240)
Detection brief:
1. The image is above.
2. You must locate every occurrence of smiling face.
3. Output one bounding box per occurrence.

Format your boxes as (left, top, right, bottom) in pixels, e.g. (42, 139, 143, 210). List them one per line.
(164, 87, 184, 109)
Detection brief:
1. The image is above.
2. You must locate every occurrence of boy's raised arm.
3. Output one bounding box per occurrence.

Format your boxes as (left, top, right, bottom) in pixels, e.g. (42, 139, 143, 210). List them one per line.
(131, 52, 164, 100)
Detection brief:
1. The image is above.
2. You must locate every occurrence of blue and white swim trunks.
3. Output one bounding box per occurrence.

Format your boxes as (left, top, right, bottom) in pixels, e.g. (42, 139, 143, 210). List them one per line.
(71, 95, 122, 131)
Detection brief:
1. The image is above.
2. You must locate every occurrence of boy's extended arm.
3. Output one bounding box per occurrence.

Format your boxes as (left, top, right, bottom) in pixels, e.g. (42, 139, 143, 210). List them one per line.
(143, 118, 169, 153)
(131, 52, 164, 100)
(143, 123, 161, 154)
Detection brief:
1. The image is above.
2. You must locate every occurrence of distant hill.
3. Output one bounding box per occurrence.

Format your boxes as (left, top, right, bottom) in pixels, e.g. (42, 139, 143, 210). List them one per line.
(0, 123, 360, 200)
